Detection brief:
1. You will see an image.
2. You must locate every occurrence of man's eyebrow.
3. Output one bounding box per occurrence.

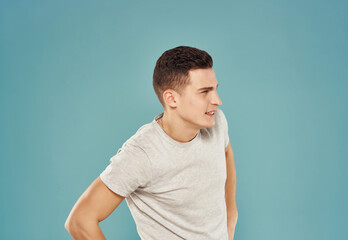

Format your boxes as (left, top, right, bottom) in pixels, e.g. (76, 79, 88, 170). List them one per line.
(197, 83, 219, 91)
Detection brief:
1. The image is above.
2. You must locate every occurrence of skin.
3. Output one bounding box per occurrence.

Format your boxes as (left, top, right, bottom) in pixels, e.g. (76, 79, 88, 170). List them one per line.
(65, 68, 238, 239)
(158, 68, 222, 142)
(225, 141, 238, 240)
(65, 177, 123, 239)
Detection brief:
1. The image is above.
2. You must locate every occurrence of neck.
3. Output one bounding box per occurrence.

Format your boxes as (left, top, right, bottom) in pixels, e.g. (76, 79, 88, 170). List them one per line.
(158, 111, 199, 143)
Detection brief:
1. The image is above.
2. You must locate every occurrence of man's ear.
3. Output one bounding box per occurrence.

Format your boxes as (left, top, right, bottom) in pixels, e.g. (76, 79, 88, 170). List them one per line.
(163, 89, 178, 108)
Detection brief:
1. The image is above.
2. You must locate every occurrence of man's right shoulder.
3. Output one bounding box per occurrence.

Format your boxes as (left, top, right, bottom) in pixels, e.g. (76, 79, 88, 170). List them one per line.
(125, 122, 159, 149)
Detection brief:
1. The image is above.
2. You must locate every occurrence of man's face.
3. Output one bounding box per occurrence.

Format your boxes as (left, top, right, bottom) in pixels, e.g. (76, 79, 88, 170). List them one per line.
(176, 68, 222, 129)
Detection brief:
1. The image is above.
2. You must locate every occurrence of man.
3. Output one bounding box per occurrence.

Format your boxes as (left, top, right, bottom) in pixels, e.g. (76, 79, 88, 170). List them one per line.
(65, 46, 238, 239)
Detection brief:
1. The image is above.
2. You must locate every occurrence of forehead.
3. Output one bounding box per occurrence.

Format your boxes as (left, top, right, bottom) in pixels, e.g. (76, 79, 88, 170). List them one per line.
(187, 68, 218, 88)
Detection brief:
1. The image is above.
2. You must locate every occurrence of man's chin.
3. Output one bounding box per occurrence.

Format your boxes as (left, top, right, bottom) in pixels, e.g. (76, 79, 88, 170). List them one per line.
(202, 121, 215, 129)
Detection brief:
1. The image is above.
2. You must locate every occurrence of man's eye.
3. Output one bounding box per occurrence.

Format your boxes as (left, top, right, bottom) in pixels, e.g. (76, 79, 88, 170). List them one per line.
(201, 90, 208, 93)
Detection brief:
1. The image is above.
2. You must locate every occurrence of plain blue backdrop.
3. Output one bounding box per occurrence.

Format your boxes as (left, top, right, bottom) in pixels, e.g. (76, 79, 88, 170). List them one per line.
(1, 0, 347, 239)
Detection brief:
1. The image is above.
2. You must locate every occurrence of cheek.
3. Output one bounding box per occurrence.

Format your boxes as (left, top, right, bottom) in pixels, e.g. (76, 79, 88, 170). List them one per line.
(188, 95, 205, 104)
(181, 95, 206, 112)
(185, 96, 196, 106)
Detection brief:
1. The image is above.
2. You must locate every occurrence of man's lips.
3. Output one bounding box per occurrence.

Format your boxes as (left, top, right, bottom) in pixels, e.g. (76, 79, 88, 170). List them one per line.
(205, 110, 216, 114)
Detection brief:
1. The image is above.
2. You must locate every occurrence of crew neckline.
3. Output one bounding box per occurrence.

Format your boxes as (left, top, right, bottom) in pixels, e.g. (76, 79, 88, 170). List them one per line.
(152, 112, 201, 148)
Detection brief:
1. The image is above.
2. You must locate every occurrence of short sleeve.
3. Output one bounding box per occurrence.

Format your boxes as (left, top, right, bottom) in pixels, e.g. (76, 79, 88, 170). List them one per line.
(218, 108, 230, 149)
(100, 141, 152, 198)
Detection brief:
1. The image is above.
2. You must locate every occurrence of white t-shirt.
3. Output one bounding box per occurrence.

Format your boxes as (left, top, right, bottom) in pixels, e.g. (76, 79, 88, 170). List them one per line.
(100, 107, 230, 240)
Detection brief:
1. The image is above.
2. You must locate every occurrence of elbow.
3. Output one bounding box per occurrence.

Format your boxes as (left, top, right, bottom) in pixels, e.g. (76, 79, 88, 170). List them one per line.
(65, 214, 98, 238)
(65, 216, 74, 233)
(65, 214, 81, 235)
(65, 217, 85, 238)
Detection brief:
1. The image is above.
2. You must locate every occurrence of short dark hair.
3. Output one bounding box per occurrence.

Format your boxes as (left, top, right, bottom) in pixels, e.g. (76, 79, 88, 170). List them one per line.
(153, 46, 213, 109)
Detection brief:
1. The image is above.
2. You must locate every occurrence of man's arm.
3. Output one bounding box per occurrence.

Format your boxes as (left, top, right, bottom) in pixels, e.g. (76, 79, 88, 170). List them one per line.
(65, 176, 125, 240)
(225, 141, 238, 239)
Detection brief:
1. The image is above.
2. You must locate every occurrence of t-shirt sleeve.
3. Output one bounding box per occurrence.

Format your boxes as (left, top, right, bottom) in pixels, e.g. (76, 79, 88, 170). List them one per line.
(99, 141, 152, 198)
(218, 108, 230, 149)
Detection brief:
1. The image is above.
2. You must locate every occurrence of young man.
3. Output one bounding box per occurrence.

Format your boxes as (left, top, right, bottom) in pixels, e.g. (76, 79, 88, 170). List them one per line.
(65, 46, 238, 240)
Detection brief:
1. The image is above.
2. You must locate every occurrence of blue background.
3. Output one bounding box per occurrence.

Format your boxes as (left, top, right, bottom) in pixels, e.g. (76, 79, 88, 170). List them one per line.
(1, 0, 347, 239)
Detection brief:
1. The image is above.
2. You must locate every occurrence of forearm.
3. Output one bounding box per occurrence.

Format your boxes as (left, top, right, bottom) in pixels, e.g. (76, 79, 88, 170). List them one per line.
(225, 179, 238, 226)
(66, 219, 106, 240)
(225, 189, 238, 226)
(225, 149, 238, 226)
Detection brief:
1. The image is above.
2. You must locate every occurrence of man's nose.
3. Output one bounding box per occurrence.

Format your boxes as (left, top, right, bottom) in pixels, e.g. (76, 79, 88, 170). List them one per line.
(211, 92, 222, 106)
